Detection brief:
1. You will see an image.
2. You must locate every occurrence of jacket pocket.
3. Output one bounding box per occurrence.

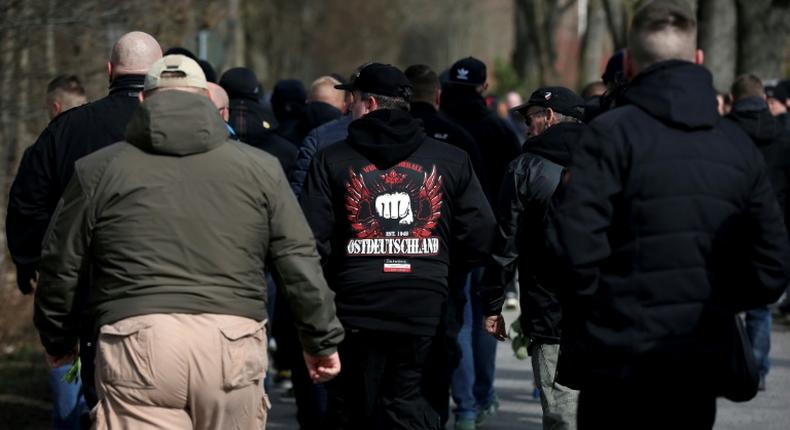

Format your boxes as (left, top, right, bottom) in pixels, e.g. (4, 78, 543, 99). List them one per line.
(219, 321, 267, 390)
(98, 320, 155, 389)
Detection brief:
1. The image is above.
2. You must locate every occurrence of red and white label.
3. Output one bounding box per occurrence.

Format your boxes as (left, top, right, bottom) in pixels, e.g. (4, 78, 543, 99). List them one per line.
(383, 262, 412, 273)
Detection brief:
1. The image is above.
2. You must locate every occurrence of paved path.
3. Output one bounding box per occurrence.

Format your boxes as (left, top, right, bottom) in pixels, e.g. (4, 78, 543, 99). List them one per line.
(267, 309, 790, 429)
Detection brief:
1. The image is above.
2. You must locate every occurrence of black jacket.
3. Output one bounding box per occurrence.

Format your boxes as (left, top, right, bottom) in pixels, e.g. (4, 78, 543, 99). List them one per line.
(299, 109, 496, 335)
(410, 102, 487, 189)
(228, 98, 298, 174)
(548, 61, 790, 390)
(481, 122, 585, 344)
(440, 85, 521, 205)
(6, 75, 145, 294)
(727, 97, 790, 218)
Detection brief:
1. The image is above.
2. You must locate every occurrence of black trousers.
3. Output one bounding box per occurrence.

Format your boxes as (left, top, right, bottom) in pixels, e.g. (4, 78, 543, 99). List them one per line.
(578, 381, 717, 430)
(326, 330, 442, 430)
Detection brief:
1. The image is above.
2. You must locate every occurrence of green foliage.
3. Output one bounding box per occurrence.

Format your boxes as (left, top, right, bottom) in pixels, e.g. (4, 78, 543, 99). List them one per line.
(492, 58, 526, 97)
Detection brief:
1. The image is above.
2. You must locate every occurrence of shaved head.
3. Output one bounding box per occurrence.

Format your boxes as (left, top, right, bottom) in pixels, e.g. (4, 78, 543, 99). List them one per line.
(109, 31, 162, 79)
(627, 0, 698, 73)
(309, 76, 346, 113)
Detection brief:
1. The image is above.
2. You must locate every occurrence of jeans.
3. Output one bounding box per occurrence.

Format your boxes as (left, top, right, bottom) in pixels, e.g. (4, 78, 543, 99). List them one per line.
(745, 306, 771, 379)
(48, 364, 87, 429)
(450, 270, 498, 420)
(531, 343, 578, 430)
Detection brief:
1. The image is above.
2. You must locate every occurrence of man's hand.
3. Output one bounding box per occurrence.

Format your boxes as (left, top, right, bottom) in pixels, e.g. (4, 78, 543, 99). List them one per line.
(303, 351, 341, 383)
(484, 314, 507, 341)
(16, 266, 37, 295)
(45, 345, 78, 369)
(30, 271, 39, 293)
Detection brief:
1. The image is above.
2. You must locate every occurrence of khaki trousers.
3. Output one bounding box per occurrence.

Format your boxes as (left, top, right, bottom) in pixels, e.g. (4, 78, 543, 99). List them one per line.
(91, 313, 270, 429)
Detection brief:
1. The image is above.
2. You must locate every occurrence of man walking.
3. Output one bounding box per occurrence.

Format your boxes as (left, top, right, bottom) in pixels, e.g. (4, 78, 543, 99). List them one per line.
(483, 86, 586, 430)
(440, 56, 521, 428)
(726, 74, 790, 391)
(7, 31, 163, 411)
(300, 63, 495, 429)
(541, 1, 790, 428)
(34, 54, 344, 429)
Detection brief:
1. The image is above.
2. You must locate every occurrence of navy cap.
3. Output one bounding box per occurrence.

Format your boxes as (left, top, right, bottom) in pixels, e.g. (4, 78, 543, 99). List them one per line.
(766, 85, 788, 104)
(447, 57, 487, 86)
(335, 63, 412, 100)
(219, 67, 261, 101)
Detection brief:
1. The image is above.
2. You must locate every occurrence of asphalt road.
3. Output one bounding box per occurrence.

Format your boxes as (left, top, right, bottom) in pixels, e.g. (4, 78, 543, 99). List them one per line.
(266, 309, 790, 429)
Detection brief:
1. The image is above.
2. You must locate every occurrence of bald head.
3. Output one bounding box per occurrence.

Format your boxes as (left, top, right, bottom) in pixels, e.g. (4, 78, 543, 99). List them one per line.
(309, 76, 346, 113)
(207, 82, 230, 122)
(109, 31, 162, 79)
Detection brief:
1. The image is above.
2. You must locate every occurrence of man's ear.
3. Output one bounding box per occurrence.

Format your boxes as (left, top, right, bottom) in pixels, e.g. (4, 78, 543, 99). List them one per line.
(434, 88, 442, 109)
(545, 107, 556, 124)
(694, 49, 704, 65)
(107, 62, 113, 82)
(138, 91, 145, 103)
(368, 95, 379, 112)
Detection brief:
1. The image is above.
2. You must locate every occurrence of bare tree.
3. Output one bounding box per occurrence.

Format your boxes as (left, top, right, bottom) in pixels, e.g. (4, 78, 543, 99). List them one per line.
(579, 0, 608, 87)
(735, 0, 790, 79)
(697, 0, 736, 92)
(512, 0, 577, 89)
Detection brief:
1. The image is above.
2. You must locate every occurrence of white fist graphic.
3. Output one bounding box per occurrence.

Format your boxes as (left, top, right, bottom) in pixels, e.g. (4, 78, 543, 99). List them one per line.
(375, 193, 413, 225)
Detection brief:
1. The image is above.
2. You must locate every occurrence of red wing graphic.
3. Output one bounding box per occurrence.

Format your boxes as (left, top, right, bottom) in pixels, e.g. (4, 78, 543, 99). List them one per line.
(345, 169, 382, 238)
(412, 166, 443, 238)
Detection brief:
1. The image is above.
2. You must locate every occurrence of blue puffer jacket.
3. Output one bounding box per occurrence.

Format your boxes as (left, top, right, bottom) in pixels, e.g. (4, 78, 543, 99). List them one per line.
(289, 115, 353, 197)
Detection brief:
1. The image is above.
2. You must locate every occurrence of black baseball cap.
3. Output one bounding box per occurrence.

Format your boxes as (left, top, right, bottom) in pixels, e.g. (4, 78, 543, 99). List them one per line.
(219, 67, 261, 101)
(766, 85, 788, 104)
(447, 57, 487, 86)
(513, 86, 585, 120)
(334, 63, 412, 100)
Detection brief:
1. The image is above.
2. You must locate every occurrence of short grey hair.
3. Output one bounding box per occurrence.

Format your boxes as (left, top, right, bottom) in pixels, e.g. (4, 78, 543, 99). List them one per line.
(627, 0, 697, 71)
(554, 112, 582, 124)
(359, 92, 410, 111)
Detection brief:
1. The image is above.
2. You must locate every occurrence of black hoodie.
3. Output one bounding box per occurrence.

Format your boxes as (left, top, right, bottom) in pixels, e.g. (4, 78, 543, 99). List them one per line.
(548, 60, 790, 390)
(727, 96, 790, 217)
(299, 108, 496, 335)
(440, 84, 521, 205)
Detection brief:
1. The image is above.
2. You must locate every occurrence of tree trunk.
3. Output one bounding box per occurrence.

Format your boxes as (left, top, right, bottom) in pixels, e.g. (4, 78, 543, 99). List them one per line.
(602, 0, 628, 49)
(735, 0, 790, 79)
(512, 0, 565, 89)
(579, 0, 608, 87)
(697, 0, 736, 92)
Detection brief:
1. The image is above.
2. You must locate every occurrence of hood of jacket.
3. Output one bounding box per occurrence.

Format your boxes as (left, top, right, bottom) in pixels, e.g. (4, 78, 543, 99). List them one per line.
(727, 97, 785, 146)
(347, 109, 425, 170)
(522, 122, 585, 166)
(126, 90, 228, 156)
(621, 60, 718, 130)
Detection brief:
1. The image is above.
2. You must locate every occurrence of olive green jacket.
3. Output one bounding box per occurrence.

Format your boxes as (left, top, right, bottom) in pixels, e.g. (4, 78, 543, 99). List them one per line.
(34, 90, 343, 356)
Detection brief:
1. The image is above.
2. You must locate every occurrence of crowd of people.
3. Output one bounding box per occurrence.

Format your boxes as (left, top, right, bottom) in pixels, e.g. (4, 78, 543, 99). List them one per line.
(6, 0, 790, 429)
